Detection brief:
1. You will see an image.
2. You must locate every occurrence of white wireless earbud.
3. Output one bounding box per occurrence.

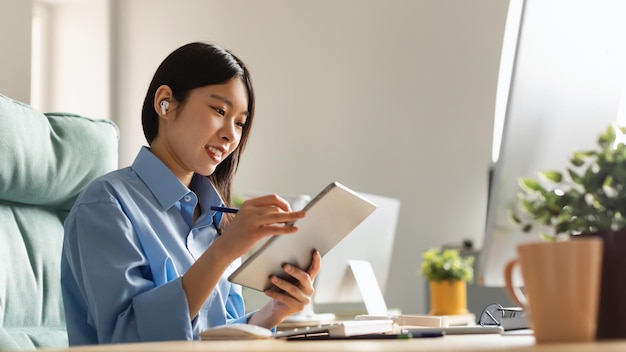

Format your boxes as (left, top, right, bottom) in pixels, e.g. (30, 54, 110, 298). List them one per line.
(160, 100, 169, 115)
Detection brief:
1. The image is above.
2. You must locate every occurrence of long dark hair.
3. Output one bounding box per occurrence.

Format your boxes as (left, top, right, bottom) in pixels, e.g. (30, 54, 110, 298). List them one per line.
(141, 42, 255, 207)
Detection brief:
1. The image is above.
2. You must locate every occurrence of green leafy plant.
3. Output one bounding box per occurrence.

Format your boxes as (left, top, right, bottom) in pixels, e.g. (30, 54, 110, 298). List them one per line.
(420, 248, 474, 282)
(511, 124, 626, 241)
(232, 193, 246, 208)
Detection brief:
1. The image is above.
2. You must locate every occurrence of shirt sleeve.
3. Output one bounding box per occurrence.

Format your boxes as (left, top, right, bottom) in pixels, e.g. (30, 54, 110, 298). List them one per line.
(63, 200, 194, 343)
(225, 285, 250, 324)
(225, 287, 275, 332)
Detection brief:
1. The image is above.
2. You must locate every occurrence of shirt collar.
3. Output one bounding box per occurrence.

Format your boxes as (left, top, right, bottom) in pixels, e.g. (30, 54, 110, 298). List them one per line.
(190, 173, 225, 220)
(131, 147, 223, 212)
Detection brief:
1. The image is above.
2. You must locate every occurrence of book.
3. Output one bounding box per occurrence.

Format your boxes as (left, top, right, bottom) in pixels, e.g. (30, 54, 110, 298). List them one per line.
(446, 313, 476, 326)
(354, 314, 448, 328)
(200, 319, 394, 340)
(275, 319, 394, 338)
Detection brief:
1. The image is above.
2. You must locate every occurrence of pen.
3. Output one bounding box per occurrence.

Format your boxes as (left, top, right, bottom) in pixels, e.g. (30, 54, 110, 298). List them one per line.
(286, 333, 415, 341)
(408, 331, 445, 338)
(210, 206, 239, 214)
(401, 329, 446, 338)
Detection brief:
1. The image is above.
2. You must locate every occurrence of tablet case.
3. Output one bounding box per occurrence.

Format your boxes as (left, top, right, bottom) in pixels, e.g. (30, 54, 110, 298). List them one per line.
(227, 181, 377, 292)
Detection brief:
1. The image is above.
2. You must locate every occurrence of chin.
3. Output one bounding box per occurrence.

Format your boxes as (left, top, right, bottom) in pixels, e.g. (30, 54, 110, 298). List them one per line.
(197, 167, 217, 177)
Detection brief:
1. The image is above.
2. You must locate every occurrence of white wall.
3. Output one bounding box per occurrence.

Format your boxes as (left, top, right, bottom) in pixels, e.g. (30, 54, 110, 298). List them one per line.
(0, 0, 32, 103)
(35, 0, 508, 314)
(43, 0, 110, 120)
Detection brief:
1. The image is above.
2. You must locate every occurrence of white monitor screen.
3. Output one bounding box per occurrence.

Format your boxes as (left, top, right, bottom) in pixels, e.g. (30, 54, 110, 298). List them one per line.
(313, 192, 400, 315)
(477, 0, 626, 286)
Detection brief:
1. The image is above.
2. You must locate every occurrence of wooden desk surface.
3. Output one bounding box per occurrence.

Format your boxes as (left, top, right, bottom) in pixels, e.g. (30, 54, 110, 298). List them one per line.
(40, 334, 626, 352)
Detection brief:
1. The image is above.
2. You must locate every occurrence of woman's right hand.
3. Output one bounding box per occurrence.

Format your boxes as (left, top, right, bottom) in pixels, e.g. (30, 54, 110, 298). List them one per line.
(217, 195, 306, 260)
(183, 194, 305, 319)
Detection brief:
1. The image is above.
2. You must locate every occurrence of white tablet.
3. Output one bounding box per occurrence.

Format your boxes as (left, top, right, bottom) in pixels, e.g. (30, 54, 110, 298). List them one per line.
(228, 182, 377, 292)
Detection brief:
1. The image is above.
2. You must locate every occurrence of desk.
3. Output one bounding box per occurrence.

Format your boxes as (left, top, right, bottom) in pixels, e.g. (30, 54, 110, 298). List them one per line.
(40, 334, 626, 352)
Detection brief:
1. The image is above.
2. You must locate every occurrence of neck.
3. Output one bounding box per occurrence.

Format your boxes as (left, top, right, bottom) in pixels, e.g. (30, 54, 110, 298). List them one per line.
(149, 144, 193, 187)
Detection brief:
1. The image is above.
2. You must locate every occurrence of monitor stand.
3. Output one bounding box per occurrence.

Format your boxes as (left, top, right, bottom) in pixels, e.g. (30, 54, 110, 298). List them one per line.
(346, 260, 389, 316)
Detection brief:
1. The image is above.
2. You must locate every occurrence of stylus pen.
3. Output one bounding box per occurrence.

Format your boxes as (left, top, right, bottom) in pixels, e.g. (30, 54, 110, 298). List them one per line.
(210, 206, 239, 214)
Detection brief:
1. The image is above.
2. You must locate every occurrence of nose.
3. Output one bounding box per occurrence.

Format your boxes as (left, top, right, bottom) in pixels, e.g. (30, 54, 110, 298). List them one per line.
(220, 119, 238, 143)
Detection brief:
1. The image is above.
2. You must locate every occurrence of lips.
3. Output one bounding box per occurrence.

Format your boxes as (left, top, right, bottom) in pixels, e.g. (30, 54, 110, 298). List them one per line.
(205, 145, 228, 163)
(205, 145, 223, 158)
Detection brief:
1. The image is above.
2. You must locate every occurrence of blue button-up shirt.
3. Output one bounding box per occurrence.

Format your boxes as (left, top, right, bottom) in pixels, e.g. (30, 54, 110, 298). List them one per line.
(61, 147, 251, 345)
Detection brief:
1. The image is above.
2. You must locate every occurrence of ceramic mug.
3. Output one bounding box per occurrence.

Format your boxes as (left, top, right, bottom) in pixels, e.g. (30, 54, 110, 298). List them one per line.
(504, 238, 603, 343)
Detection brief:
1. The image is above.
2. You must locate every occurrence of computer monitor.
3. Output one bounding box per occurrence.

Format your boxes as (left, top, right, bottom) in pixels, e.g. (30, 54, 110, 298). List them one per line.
(476, 0, 626, 287)
(312, 192, 400, 316)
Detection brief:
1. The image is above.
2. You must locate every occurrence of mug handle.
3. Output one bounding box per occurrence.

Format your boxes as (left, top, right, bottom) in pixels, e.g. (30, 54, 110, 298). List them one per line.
(504, 258, 528, 308)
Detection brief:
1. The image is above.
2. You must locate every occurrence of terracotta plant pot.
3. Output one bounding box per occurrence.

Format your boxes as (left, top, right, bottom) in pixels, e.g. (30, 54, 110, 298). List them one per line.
(428, 280, 469, 316)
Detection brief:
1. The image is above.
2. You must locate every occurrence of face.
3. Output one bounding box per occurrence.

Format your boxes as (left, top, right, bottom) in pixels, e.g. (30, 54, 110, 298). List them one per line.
(152, 78, 249, 184)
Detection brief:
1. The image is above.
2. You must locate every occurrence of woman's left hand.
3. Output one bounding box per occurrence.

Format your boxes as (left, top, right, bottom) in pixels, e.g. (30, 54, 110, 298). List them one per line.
(265, 249, 322, 315)
(248, 250, 322, 328)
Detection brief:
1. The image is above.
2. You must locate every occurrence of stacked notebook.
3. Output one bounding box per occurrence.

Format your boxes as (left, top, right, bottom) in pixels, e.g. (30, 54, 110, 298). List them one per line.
(355, 314, 448, 328)
(200, 319, 394, 340)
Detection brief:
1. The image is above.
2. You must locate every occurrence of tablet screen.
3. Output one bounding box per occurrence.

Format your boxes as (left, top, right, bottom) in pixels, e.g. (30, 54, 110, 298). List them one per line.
(227, 182, 377, 292)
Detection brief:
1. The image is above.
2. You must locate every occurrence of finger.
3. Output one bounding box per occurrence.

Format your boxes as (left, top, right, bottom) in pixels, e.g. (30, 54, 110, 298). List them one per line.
(265, 289, 307, 312)
(282, 264, 315, 296)
(237, 202, 282, 218)
(306, 249, 322, 279)
(238, 203, 305, 226)
(264, 210, 305, 225)
(269, 274, 312, 301)
(254, 224, 300, 238)
(244, 194, 293, 212)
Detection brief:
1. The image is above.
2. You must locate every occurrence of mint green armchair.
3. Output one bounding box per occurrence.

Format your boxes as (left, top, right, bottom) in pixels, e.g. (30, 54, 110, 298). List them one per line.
(0, 94, 118, 350)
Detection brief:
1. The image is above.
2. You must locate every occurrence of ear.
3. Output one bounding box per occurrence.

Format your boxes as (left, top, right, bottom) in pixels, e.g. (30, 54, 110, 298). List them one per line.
(154, 85, 174, 118)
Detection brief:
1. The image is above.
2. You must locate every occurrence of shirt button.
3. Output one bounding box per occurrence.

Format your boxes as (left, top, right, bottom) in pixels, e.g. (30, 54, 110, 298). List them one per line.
(184, 195, 192, 202)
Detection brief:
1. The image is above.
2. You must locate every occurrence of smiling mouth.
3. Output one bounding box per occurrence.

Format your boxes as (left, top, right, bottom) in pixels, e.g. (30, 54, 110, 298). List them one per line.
(205, 145, 223, 158)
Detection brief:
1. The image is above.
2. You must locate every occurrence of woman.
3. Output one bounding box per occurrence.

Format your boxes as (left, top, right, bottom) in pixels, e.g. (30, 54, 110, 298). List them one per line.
(61, 42, 321, 345)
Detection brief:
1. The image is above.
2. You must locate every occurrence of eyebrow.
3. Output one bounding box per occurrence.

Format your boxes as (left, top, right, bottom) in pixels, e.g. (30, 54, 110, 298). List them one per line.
(209, 94, 233, 107)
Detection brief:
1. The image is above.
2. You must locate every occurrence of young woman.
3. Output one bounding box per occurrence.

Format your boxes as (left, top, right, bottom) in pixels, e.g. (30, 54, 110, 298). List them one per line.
(61, 42, 321, 345)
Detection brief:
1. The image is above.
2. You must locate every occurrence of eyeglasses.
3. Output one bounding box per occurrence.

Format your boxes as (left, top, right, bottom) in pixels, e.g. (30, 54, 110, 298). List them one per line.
(479, 303, 524, 327)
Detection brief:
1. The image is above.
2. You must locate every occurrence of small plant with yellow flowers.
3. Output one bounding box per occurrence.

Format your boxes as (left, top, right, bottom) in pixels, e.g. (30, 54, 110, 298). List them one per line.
(420, 247, 474, 283)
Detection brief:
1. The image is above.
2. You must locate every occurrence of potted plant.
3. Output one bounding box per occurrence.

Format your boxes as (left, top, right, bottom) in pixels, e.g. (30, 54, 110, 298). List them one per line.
(420, 247, 474, 316)
(511, 123, 626, 340)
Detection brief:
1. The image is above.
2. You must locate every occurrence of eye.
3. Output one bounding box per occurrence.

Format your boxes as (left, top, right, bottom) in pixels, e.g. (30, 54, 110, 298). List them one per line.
(213, 106, 226, 116)
(236, 121, 246, 128)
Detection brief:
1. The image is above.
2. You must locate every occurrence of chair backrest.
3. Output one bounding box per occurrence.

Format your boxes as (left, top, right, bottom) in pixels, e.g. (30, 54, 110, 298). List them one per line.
(0, 94, 118, 349)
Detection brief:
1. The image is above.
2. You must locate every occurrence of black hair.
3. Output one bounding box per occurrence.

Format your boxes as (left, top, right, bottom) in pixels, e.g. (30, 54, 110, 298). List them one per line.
(141, 42, 255, 206)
